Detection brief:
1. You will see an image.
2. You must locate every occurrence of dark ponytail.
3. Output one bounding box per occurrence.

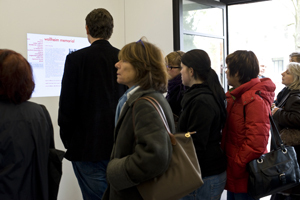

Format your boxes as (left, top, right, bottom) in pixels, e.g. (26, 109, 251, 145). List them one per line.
(206, 68, 227, 127)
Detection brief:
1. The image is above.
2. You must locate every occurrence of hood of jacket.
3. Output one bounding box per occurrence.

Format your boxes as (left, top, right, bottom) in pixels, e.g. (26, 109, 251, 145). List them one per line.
(228, 77, 275, 107)
(181, 84, 212, 109)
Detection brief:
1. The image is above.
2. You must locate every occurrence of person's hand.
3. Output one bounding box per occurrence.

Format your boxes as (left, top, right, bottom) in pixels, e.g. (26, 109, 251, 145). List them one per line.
(272, 107, 279, 115)
(271, 103, 275, 110)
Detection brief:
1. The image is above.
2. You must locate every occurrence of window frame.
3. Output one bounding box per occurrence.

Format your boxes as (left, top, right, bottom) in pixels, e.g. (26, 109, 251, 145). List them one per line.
(173, 0, 228, 90)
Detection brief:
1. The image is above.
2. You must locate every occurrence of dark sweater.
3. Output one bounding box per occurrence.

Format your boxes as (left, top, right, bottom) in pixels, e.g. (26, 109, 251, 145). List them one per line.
(177, 84, 226, 177)
(166, 74, 186, 117)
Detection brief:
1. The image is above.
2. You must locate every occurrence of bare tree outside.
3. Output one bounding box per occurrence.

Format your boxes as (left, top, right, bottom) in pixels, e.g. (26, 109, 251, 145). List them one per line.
(228, 0, 300, 95)
(290, 0, 300, 51)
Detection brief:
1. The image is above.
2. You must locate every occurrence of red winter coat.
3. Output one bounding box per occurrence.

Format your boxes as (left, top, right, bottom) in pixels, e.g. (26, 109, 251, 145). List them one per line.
(221, 78, 275, 193)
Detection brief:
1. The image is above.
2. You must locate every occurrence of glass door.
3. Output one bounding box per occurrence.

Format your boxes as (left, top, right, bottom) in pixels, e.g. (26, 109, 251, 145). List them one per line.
(174, 0, 227, 89)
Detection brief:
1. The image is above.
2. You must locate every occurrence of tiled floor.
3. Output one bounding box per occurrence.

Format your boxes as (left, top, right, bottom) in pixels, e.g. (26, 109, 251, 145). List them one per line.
(220, 191, 271, 200)
(220, 136, 273, 200)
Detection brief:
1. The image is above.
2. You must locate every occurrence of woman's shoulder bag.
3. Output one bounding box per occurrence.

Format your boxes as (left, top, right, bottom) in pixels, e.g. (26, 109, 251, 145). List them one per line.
(247, 113, 300, 199)
(133, 96, 204, 200)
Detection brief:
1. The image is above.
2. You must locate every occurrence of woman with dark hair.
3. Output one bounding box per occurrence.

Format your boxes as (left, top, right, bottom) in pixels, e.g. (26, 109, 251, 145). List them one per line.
(221, 50, 275, 200)
(178, 49, 227, 200)
(0, 49, 53, 200)
(165, 51, 186, 121)
(102, 38, 175, 200)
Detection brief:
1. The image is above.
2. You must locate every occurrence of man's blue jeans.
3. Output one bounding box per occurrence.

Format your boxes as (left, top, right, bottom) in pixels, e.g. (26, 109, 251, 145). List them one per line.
(180, 171, 227, 200)
(72, 160, 109, 200)
(227, 191, 257, 200)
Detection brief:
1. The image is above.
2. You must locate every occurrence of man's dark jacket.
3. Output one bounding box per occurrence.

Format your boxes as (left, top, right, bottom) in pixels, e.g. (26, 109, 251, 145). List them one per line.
(58, 39, 127, 161)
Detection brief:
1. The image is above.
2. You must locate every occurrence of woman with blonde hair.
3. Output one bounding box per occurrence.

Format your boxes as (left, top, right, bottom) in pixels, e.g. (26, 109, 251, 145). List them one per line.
(102, 38, 175, 200)
(271, 62, 300, 200)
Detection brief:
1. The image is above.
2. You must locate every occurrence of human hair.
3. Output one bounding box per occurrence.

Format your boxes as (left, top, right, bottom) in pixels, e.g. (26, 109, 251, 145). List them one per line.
(289, 52, 300, 63)
(181, 49, 227, 127)
(287, 62, 300, 90)
(85, 8, 114, 40)
(166, 51, 185, 67)
(226, 50, 259, 84)
(0, 49, 35, 104)
(118, 37, 168, 93)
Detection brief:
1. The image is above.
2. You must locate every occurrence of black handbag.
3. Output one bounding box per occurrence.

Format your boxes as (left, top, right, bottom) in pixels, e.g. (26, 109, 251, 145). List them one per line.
(247, 114, 300, 199)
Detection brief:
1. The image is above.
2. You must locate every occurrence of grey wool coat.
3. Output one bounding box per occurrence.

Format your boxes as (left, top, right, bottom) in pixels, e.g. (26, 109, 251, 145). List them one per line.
(102, 88, 175, 200)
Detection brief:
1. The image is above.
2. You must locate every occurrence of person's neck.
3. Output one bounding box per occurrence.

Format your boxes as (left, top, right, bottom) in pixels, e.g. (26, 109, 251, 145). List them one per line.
(88, 35, 105, 44)
(233, 82, 242, 89)
(189, 79, 203, 87)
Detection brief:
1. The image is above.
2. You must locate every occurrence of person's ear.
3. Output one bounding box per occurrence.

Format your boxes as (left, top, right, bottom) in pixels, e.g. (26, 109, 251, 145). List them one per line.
(234, 72, 239, 78)
(189, 67, 194, 77)
(85, 25, 90, 35)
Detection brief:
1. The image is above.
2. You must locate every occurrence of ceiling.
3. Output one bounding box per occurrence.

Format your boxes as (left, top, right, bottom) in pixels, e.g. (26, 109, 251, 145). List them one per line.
(220, 0, 270, 5)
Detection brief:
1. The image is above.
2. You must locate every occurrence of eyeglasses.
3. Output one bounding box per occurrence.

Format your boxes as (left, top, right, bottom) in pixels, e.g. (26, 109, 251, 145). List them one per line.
(167, 65, 181, 70)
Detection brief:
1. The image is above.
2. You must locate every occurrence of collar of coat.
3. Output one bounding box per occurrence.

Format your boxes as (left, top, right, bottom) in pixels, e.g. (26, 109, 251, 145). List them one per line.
(114, 88, 161, 140)
(227, 77, 275, 107)
(115, 88, 160, 126)
(125, 88, 159, 107)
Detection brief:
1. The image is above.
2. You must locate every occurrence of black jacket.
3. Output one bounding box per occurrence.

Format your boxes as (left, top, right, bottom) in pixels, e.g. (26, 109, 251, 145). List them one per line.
(0, 101, 52, 200)
(177, 84, 226, 178)
(273, 89, 300, 130)
(58, 40, 127, 161)
(273, 88, 300, 195)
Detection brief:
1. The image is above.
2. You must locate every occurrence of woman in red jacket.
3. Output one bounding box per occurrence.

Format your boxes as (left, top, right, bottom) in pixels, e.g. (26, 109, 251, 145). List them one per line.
(221, 50, 275, 200)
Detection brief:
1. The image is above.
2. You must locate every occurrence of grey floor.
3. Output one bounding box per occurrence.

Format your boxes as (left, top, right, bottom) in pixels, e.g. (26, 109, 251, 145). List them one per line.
(220, 190, 270, 200)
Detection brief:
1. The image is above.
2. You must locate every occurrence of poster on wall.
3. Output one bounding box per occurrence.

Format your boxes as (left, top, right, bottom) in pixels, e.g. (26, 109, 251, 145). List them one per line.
(27, 33, 90, 97)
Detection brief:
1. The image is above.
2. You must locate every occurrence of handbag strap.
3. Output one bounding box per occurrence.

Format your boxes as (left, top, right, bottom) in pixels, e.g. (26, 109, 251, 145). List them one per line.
(144, 96, 171, 133)
(256, 92, 286, 150)
(269, 113, 286, 150)
(132, 96, 195, 145)
(277, 92, 291, 108)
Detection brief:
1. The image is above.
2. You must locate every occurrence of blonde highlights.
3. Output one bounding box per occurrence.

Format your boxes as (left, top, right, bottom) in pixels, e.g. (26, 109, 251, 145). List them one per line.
(118, 38, 168, 93)
(166, 51, 184, 67)
(287, 62, 300, 90)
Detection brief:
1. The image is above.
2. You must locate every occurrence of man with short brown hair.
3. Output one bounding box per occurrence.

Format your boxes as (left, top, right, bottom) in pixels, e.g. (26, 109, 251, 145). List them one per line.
(58, 8, 126, 199)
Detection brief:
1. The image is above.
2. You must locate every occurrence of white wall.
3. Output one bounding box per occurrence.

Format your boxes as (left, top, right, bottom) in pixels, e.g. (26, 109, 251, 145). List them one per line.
(0, 0, 173, 199)
(124, 0, 173, 55)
